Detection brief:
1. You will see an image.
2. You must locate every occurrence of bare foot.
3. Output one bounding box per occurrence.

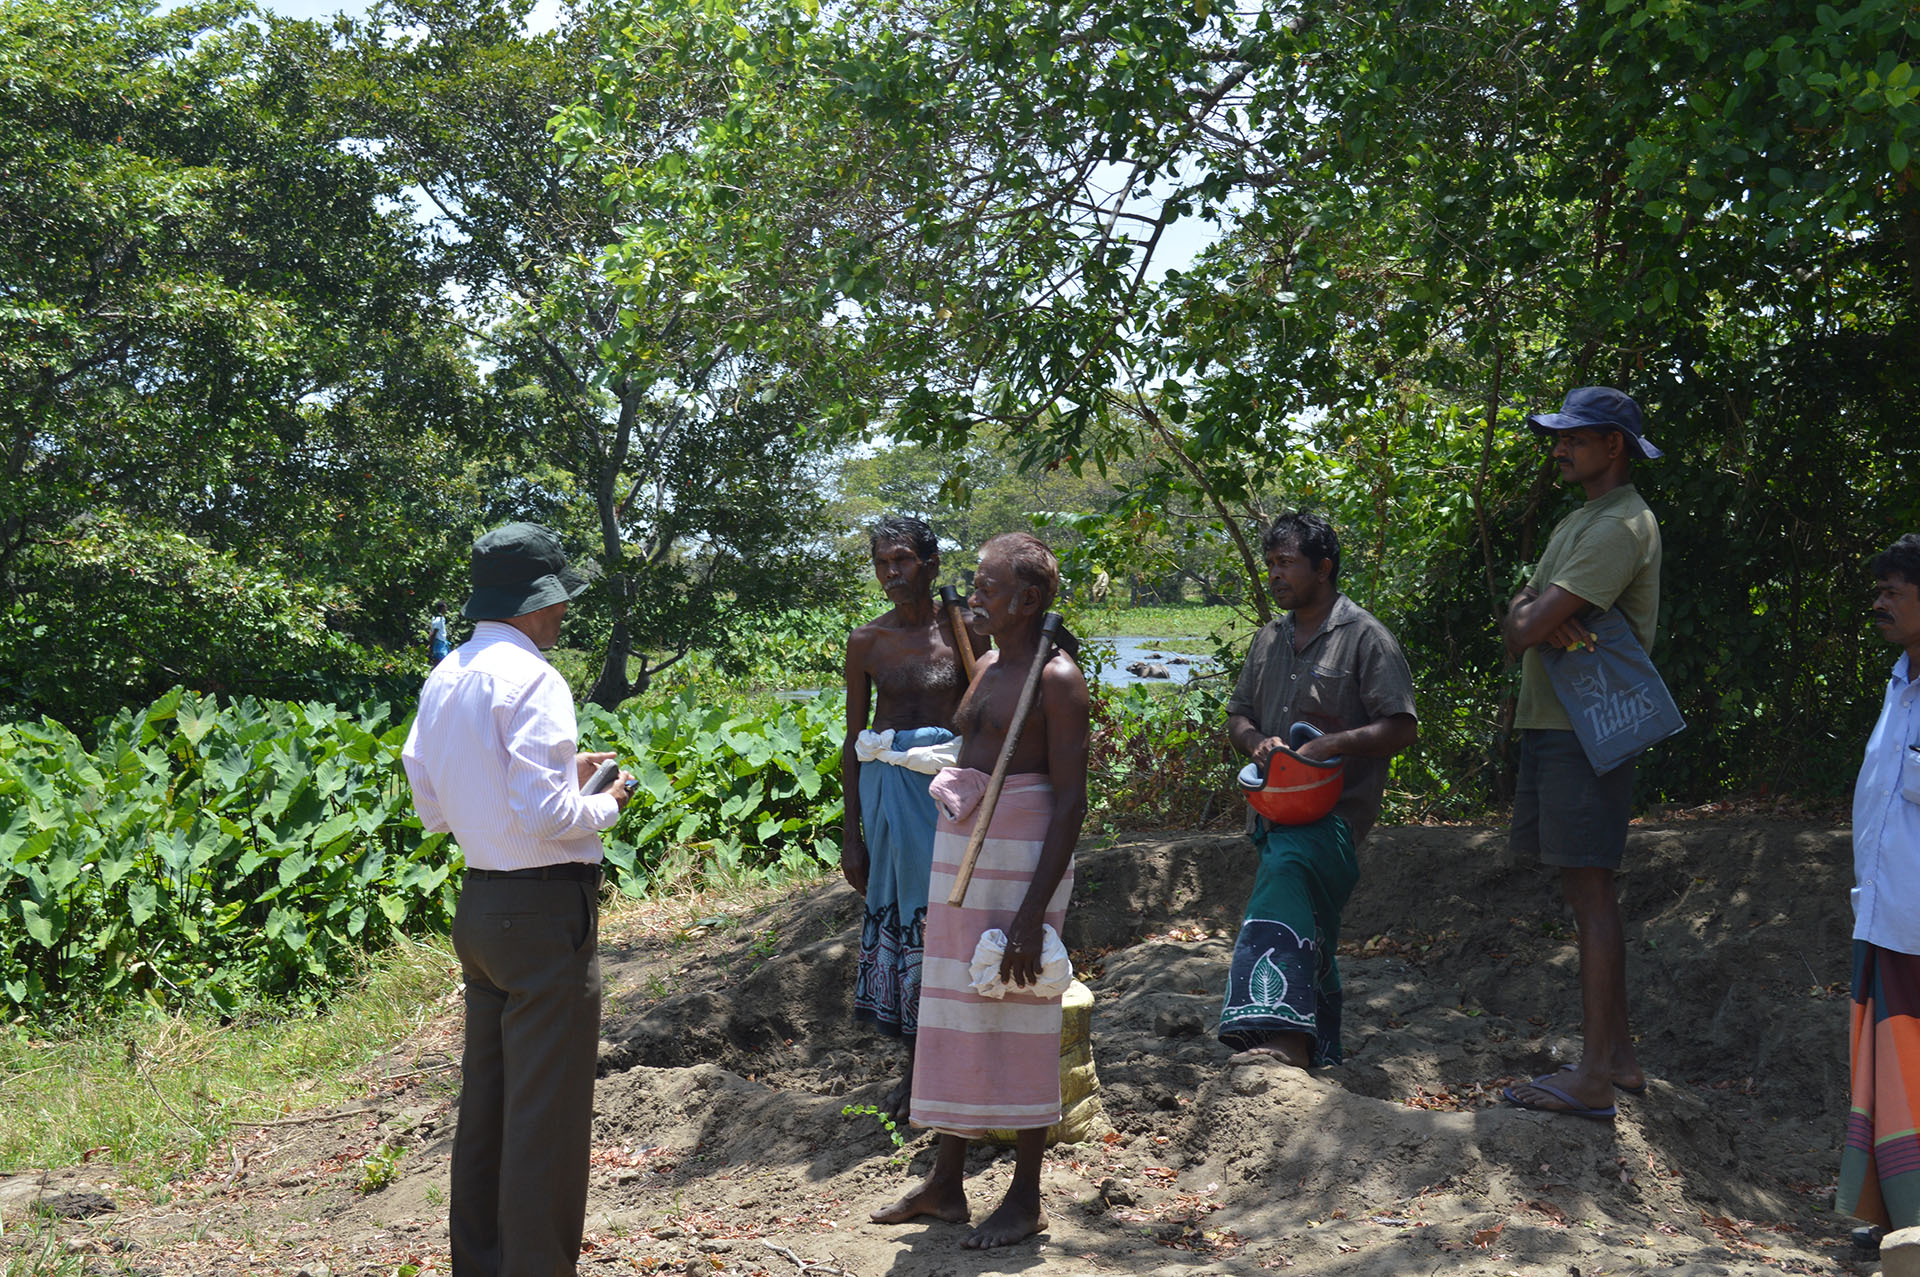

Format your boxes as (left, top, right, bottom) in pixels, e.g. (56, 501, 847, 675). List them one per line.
(962, 1199, 1047, 1249)
(870, 1178, 969, 1226)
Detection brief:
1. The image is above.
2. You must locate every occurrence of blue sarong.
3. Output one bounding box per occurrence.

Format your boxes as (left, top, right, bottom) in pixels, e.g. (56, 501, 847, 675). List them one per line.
(853, 726, 952, 1038)
(1217, 813, 1358, 1065)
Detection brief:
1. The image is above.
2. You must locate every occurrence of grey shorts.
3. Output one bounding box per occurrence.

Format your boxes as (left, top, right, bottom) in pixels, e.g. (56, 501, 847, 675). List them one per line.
(1510, 729, 1636, 870)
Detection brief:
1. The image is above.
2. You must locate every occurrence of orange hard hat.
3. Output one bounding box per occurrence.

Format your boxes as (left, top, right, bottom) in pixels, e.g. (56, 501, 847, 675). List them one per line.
(1238, 722, 1344, 826)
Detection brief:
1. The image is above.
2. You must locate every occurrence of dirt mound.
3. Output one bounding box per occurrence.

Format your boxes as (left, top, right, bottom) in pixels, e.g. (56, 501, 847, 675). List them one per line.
(0, 819, 1868, 1275)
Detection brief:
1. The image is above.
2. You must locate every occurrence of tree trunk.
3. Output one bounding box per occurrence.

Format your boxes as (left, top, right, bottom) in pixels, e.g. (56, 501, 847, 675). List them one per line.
(585, 383, 644, 709)
(588, 611, 647, 710)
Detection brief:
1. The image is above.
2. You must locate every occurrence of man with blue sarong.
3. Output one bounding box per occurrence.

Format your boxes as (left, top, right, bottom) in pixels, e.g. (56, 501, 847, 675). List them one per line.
(1219, 513, 1418, 1069)
(843, 516, 982, 1117)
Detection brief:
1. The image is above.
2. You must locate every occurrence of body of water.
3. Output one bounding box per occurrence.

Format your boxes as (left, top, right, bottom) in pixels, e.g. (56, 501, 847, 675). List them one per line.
(780, 635, 1214, 699)
(1089, 636, 1210, 687)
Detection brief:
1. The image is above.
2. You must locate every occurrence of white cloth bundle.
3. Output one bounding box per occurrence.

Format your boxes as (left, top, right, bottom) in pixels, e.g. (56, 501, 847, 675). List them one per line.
(853, 728, 961, 776)
(967, 924, 1073, 999)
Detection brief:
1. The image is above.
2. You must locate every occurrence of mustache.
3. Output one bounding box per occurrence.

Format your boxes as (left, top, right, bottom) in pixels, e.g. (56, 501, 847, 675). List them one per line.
(1873, 611, 1895, 623)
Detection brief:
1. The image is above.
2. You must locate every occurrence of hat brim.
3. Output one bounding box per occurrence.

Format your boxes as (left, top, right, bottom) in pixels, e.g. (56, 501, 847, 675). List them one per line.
(461, 568, 590, 621)
(1525, 413, 1663, 460)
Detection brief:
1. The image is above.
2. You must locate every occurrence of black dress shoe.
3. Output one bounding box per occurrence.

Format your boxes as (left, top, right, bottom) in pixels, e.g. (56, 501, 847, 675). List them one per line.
(1851, 1224, 1884, 1257)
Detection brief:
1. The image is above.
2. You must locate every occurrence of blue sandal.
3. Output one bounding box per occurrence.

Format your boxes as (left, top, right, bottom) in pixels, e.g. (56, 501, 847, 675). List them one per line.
(1503, 1075, 1617, 1121)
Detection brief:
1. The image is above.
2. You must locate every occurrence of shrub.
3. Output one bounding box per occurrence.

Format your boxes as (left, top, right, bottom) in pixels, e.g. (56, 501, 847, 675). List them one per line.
(582, 690, 846, 894)
(0, 689, 454, 1020)
(0, 685, 851, 1022)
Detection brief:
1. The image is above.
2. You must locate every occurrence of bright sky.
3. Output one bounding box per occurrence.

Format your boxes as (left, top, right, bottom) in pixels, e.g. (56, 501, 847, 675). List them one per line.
(255, 0, 567, 29)
(256, 0, 363, 19)
(250, 0, 1225, 279)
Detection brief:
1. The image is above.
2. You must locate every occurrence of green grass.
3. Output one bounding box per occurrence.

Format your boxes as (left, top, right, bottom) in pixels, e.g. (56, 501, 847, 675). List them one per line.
(0, 862, 843, 1183)
(0, 933, 458, 1178)
(1068, 602, 1253, 643)
(0, 1225, 83, 1277)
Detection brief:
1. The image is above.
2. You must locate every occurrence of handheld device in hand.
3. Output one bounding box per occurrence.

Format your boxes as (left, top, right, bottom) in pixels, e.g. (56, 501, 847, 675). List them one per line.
(583, 758, 621, 796)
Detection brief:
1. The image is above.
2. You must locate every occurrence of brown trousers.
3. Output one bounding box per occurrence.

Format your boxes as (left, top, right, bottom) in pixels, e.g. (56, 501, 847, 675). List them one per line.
(450, 871, 602, 1277)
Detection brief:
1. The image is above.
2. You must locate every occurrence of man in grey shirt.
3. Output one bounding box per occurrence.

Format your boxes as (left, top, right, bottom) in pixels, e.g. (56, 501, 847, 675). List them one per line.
(1218, 513, 1418, 1069)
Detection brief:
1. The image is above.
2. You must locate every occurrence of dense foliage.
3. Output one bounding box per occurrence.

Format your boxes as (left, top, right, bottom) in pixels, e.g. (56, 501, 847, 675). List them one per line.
(569, 0, 1919, 804)
(1087, 678, 1238, 832)
(0, 690, 453, 1020)
(0, 683, 858, 1021)
(583, 693, 846, 894)
(0, 0, 501, 728)
(0, 656, 1248, 1021)
(7, 0, 1916, 1032)
(0, 0, 860, 733)
(327, 0, 866, 709)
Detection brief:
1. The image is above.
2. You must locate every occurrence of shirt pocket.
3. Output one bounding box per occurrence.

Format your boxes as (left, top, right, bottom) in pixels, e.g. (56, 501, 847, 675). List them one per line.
(1902, 747, 1920, 804)
(1297, 663, 1353, 721)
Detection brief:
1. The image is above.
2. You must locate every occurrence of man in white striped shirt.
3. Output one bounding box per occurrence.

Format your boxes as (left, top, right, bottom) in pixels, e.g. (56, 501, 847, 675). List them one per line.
(403, 522, 632, 1277)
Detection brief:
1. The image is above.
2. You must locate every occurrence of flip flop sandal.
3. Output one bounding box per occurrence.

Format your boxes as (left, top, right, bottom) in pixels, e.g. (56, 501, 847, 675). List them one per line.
(1502, 1076, 1617, 1120)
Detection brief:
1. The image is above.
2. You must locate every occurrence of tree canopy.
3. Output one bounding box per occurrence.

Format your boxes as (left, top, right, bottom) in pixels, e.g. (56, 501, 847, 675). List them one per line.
(566, 0, 1919, 801)
(4, 0, 1915, 808)
(332, 0, 857, 707)
(0, 0, 861, 729)
(0, 0, 487, 725)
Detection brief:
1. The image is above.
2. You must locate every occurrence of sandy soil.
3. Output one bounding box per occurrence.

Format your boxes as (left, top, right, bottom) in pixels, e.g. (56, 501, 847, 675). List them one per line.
(0, 817, 1874, 1276)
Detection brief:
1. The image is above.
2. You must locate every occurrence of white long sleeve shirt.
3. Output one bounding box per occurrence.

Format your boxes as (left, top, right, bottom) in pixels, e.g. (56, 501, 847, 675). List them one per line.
(402, 621, 619, 871)
(1853, 651, 1920, 955)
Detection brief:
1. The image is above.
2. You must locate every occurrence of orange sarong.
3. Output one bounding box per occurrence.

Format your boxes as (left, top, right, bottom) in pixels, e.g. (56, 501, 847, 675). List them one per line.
(1839, 940, 1920, 1230)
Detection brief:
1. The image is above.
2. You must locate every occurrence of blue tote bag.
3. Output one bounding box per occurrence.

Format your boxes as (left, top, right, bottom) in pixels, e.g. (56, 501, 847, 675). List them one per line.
(1538, 609, 1686, 775)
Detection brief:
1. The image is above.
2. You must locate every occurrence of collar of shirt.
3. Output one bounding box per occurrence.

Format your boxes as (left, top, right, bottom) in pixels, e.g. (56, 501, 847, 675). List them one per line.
(1579, 483, 1642, 514)
(1281, 593, 1359, 649)
(470, 619, 546, 661)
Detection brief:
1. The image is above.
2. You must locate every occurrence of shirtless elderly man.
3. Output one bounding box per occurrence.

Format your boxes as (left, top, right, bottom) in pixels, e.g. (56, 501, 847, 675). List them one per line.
(872, 531, 1091, 1250)
(842, 515, 981, 1117)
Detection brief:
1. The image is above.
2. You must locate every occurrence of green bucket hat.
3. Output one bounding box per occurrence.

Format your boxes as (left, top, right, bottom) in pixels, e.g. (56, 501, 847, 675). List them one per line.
(461, 522, 591, 621)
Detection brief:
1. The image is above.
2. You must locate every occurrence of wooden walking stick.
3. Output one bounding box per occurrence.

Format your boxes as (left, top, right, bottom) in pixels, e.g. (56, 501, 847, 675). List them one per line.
(946, 611, 1079, 907)
(939, 585, 978, 685)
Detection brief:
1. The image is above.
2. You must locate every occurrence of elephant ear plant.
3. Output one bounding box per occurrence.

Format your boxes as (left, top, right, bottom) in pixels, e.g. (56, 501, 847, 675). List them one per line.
(0, 683, 854, 1023)
(581, 689, 847, 897)
(0, 689, 457, 1021)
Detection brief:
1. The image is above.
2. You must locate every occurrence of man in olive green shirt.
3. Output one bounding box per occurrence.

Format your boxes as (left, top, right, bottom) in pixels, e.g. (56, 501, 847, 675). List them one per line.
(1500, 387, 1663, 1120)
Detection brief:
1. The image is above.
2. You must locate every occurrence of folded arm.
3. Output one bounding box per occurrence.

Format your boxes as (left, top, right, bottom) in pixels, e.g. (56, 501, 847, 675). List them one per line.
(1503, 584, 1597, 660)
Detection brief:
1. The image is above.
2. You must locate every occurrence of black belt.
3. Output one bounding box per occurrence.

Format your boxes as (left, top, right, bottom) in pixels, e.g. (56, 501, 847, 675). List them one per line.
(465, 863, 602, 882)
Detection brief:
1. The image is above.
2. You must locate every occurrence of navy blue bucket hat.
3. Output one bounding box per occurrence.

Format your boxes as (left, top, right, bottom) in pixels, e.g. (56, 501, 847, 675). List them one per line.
(1525, 387, 1663, 460)
(462, 522, 591, 621)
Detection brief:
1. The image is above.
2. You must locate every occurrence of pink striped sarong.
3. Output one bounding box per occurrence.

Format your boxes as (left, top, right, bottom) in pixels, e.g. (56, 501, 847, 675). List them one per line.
(909, 772, 1071, 1138)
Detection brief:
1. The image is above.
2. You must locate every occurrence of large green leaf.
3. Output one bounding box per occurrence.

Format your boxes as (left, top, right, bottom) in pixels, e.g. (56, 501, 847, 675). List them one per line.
(126, 880, 160, 927)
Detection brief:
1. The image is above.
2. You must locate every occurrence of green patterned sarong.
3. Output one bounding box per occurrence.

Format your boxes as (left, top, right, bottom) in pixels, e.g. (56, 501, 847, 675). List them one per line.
(1217, 813, 1357, 1066)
